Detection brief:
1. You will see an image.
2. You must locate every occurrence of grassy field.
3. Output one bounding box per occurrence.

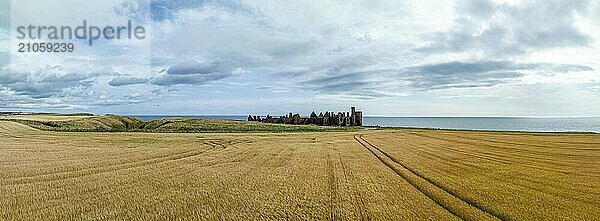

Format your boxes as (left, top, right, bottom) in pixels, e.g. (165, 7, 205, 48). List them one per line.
(0, 115, 359, 133)
(1, 117, 599, 220)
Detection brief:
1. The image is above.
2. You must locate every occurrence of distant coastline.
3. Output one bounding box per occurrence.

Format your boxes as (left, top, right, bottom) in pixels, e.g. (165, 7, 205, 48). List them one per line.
(133, 115, 600, 133)
(2, 113, 598, 133)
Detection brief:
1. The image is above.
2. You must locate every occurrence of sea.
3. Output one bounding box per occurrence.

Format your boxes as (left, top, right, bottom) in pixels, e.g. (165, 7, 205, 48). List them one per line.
(133, 116, 600, 133)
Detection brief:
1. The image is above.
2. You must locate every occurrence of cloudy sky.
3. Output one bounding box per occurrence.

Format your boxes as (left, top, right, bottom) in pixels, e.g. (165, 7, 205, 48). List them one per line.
(1, 0, 600, 116)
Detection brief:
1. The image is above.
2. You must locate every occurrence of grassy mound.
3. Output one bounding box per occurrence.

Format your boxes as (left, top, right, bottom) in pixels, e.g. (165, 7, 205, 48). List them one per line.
(7, 115, 144, 132)
(140, 118, 357, 133)
(3, 115, 359, 133)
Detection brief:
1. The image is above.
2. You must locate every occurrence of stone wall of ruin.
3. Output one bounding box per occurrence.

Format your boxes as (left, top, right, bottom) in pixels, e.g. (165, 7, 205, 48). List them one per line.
(248, 107, 363, 127)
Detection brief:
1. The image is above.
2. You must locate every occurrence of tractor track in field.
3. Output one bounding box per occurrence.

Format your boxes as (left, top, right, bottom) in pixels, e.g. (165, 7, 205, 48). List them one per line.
(408, 132, 596, 163)
(404, 133, 600, 178)
(411, 136, 583, 175)
(16, 153, 237, 215)
(2, 148, 159, 177)
(354, 134, 506, 221)
(326, 150, 338, 220)
(1, 146, 213, 186)
(384, 136, 600, 206)
(447, 134, 600, 152)
(3, 139, 237, 185)
(337, 148, 370, 221)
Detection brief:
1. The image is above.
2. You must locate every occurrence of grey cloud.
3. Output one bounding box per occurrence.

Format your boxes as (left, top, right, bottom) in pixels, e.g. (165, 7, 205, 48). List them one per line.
(151, 0, 258, 22)
(92, 98, 143, 106)
(531, 63, 594, 74)
(0, 1, 8, 28)
(152, 72, 233, 86)
(414, 61, 518, 75)
(151, 60, 237, 86)
(1, 72, 95, 99)
(0, 69, 98, 110)
(299, 69, 406, 98)
(105, 60, 239, 87)
(106, 60, 239, 87)
(406, 61, 525, 90)
(0, 52, 10, 67)
(0, 72, 27, 85)
(166, 60, 230, 75)
(303, 71, 389, 92)
(297, 60, 594, 98)
(108, 76, 149, 86)
(421, 0, 592, 55)
(1, 5, 8, 69)
(408, 61, 593, 90)
(273, 55, 379, 79)
(459, 0, 496, 19)
(256, 86, 296, 93)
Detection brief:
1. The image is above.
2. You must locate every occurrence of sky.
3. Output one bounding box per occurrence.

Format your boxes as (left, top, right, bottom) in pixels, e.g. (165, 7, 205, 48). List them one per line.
(1, 0, 600, 116)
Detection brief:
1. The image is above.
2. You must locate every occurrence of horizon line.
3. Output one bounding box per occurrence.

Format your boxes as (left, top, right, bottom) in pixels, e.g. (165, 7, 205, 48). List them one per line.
(128, 114, 600, 118)
(2, 111, 599, 118)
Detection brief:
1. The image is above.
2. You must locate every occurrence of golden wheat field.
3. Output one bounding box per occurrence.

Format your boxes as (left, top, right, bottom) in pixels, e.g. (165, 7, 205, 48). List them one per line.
(1, 120, 599, 220)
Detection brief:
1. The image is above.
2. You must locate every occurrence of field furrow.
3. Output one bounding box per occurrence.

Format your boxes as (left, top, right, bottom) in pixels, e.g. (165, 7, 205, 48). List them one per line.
(363, 130, 600, 220)
(2, 147, 211, 186)
(355, 135, 502, 221)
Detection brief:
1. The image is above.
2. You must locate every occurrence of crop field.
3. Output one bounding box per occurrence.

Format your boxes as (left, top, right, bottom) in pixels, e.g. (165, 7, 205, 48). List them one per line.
(1, 119, 599, 220)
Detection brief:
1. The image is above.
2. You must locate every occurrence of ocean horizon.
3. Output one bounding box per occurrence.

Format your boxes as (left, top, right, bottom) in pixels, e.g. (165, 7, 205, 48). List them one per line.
(132, 115, 600, 133)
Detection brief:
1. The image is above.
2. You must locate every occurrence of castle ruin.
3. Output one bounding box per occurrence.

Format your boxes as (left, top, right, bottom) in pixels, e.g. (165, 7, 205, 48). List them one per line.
(248, 107, 362, 127)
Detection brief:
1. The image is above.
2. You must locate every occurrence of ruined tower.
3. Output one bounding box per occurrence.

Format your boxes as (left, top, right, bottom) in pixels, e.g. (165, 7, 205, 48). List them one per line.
(350, 106, 363, 126)
(351, 107, 356, 126)
(354, 110, 362, 126)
